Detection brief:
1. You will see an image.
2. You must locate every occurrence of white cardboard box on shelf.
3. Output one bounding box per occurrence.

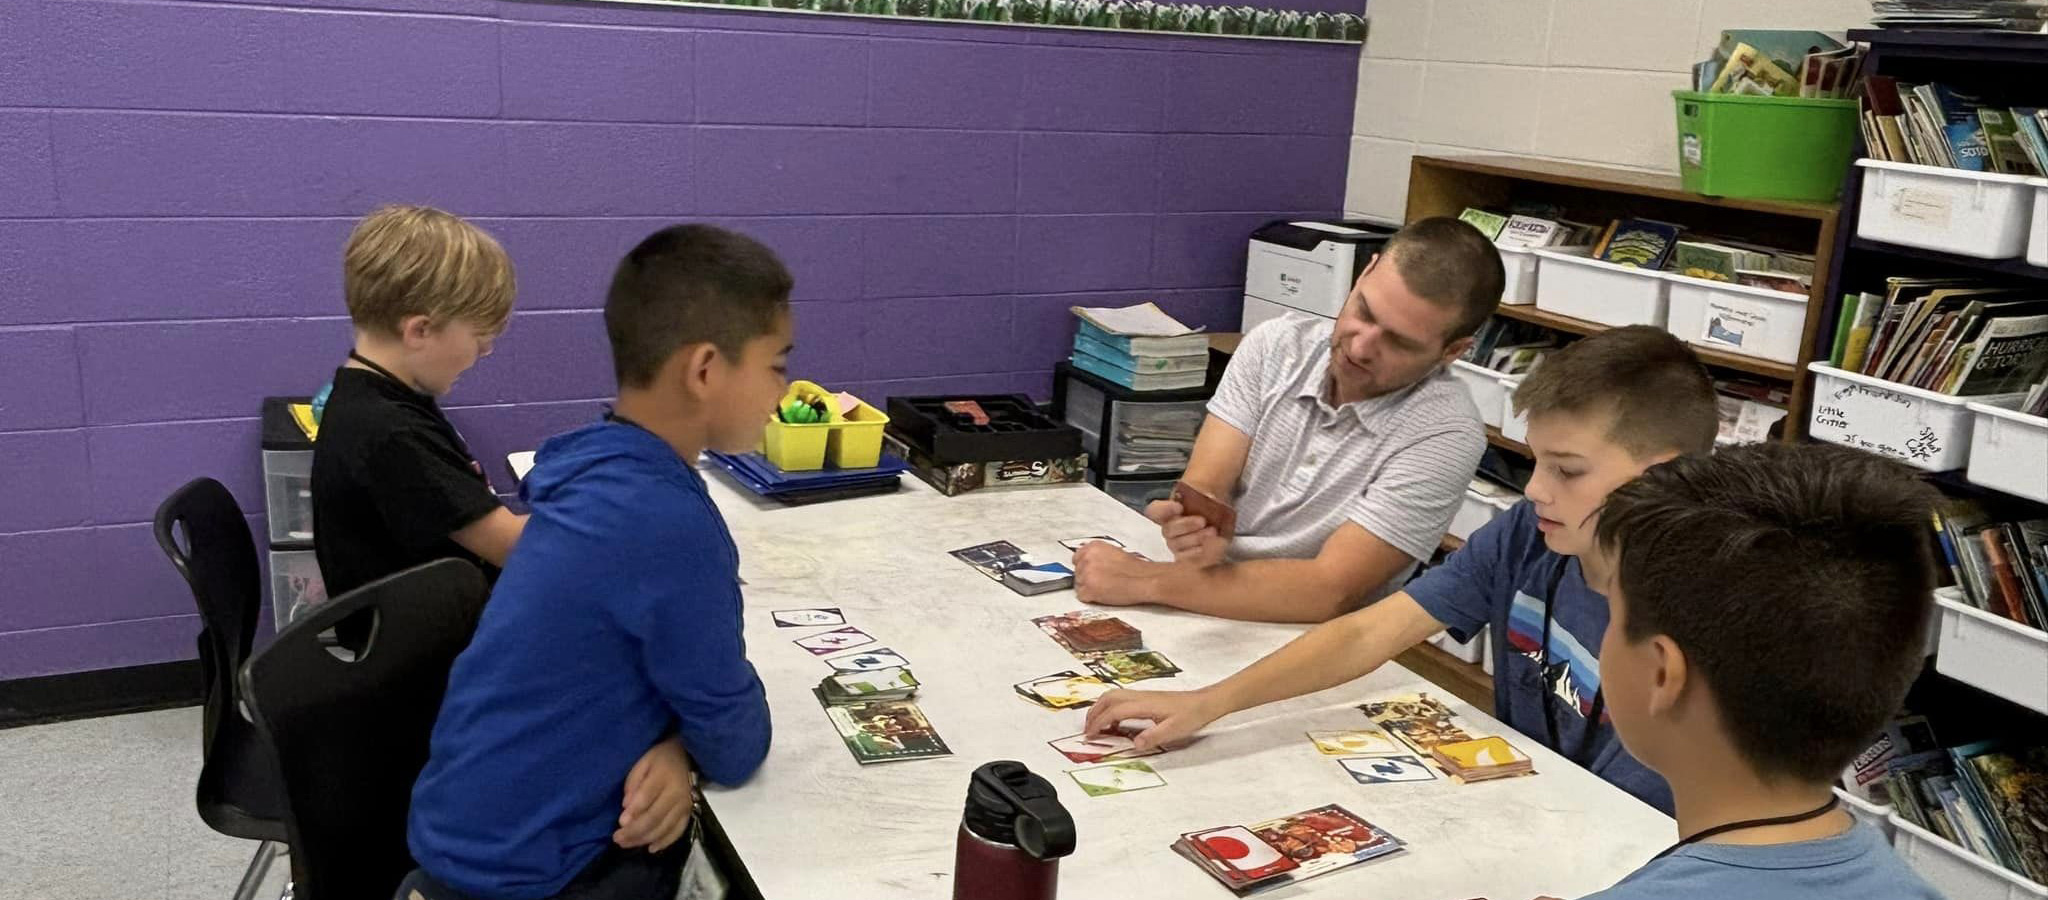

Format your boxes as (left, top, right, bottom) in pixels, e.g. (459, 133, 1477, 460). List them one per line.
(1835, 788, 1894, 842)
(1933, 590, 2048, 715)
(1433, 627, 1485, 665)
(1966, 402, 2048, 504)
(1856, 160, 2038, 259)
(1532, 250, 1672, 328)
(2031, 182, 2047, 268)
(1499, 246, 1539, 305)
(1663, 273, 1810, 365)
(1891, 813, 2048, 900)
(1447, 488, 1518, 542)
(1501, 375, 1529, 443)
(1449, 360, 1513, 430)
(1806, 363, 2025, 471)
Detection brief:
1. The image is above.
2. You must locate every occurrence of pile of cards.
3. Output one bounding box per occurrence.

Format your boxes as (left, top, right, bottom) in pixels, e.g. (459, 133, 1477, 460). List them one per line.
(1172, 804, 1405, 895)
(1307, 729, 1438, 784)
(1431, 736, 1534, 783)
(1355, 693, 1535, 784)
(1048, 731, 1161, 765)
(1015, 671, 1115, 709)
(817, 667, 919, 703)
(774, 607, 952, 766)
(1082, 649, 1180, 685)
(951, 540, 1074, 596)
(1034, 610, 1144, 655)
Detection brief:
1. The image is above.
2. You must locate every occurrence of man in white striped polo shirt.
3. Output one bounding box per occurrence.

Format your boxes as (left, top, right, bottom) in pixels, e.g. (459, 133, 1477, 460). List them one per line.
(1073, 217, 1501, 623)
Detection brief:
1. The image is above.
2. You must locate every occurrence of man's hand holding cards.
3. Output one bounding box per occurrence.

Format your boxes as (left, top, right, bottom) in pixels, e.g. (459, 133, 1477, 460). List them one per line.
(1146, 481, 1235, 568)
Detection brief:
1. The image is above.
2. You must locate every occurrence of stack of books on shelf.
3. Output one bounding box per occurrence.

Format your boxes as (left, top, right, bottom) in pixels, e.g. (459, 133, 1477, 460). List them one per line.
(1463, 319, 1557, 375)
(1713, 376, 1791, 446)
(1689, 30, 1865, 98)
(1935, 499, 2048, 631)
(1828, 278, 2048, 410)
(1069, 302, 1209, 392)
(1871, 0, 2048, 32)
(1862, 77, 2048, 175)
(1459, 206, 1816, 290)
(1843, 713, 2048, 885)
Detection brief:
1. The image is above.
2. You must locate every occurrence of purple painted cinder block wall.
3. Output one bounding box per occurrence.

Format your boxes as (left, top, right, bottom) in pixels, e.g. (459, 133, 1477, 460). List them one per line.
(0, 0, 1358, 680)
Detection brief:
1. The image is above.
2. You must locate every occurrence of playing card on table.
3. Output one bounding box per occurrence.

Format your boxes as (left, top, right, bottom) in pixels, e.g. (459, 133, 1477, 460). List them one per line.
(1084, 649, 1180, 684)
(1357, 693, 1485, 755)
(816, 691, 952, 765)
(1014, 672, 1115, 709)
(826, 647, 909, 672)
(1185, 825, 1300, 884)
(950, 540, 1029, 581)
(1032, 610, 1142, 654)
(771, 607, 845, 628)
(794, 627, 877, 656)
(1059, 535, 1126, 551)
(1066, 759, 1166, 797)
(1048, 732, 1162, 765)
(1339, 755, 1438, 784)
(1305, 729, 1405, 757)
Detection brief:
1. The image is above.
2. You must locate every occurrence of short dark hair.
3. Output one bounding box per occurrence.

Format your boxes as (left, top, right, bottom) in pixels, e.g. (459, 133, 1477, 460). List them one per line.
(1513, 326, 1718, 457)
(1382, 216, 1505, 341)
(1595, 443, 1939, 785)
(605, 225, 794, 389)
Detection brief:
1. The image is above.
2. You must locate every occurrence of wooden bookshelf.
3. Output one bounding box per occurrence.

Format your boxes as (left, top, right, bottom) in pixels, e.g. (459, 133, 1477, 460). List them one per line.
(1407, 154, 1841, 439)
(1484, 426, 1530, 458)
(1396, 642, 1493, 711)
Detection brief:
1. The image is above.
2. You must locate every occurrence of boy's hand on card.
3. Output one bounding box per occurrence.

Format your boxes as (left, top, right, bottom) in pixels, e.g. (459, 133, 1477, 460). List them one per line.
(616, 736, 694, 852)
(1082, 688, 1221, 752)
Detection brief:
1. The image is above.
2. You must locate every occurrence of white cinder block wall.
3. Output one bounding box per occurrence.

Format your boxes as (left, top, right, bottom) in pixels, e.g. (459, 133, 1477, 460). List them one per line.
(1344, 0, 1873, 222)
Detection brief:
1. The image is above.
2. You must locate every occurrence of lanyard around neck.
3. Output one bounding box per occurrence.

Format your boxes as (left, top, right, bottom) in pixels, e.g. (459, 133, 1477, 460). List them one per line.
(347, 351, 417, 393)
(1649, 795, 1840, 863)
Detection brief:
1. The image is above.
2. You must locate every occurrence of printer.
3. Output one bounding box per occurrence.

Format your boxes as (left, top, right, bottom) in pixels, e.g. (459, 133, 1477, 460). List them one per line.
(1242, 219, 1398, 333)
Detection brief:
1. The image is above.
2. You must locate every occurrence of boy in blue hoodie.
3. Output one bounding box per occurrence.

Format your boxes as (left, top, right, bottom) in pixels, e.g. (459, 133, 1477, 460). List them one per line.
(400, 225, 792, 900)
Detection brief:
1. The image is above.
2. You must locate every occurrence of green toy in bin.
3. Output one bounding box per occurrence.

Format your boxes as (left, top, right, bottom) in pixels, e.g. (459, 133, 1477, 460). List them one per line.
(1673, 91, 1859, 202)
(761, 380, 890, 472)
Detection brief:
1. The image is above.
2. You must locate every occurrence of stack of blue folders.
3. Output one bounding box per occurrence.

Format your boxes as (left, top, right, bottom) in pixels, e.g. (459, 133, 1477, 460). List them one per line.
(1069, 319, 1211, 392)
(705, 450, 908, 505)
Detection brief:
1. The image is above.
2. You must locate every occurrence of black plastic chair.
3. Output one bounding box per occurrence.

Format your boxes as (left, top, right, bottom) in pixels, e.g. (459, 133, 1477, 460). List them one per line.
(239, 558, 489, 900)
(154, 477, 291, 900)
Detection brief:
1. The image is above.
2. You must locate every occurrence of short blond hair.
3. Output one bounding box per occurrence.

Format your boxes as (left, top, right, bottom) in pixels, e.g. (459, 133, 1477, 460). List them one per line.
(343, 205, 515, 336)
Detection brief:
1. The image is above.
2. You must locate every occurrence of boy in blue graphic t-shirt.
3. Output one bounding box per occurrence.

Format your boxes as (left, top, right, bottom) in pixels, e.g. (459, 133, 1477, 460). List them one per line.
(1087, 326, 1718, 814)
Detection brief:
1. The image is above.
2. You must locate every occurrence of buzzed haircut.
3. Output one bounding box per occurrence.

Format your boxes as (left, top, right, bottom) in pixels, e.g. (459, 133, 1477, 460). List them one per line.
(1512, 326, 1718, 458)
(343, 205, 515, 336)
(1382, 216, 1506, 341)
(605, 224, 794, 389)
(1596, 442, 1940, 785)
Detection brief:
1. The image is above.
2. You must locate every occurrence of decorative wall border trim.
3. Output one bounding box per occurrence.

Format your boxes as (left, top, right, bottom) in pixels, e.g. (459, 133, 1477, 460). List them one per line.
(565, 0, 1367, 43)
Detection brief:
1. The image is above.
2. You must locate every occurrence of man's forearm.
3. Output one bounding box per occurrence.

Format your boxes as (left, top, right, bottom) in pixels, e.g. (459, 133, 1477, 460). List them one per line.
(1139, 556, 1358, 624)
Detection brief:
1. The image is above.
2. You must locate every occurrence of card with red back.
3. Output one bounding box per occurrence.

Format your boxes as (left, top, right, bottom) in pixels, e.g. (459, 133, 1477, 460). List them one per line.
(1171, 481, 1236, 538)
(1189, 826, 1300, 883)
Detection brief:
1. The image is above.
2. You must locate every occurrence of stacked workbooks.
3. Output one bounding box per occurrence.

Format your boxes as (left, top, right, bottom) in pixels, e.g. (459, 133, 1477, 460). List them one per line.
(1862, 77, 2048, 175)
(1069, 302, 1209, 392)
(1828, 278, 2048, 399)
(1933, 499, 2048, 631)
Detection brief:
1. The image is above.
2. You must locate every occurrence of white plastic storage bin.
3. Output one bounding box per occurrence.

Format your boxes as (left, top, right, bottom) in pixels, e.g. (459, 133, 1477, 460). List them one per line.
(262, 449, 315, 546)
(1433, 626, 1485, 664)
(1806, 364, 2018, 471)
(1449, 360, 1513, 429)
(1446, 486, 1518, 542)
(1062, 378, 1106, 436)
(269, 549, 328, 630)
(1498, 246, 1539, 305)
(1532, 250, 1671, 328)
(1834, 788, 1894, 842)
(1101, 476, 1175, 514)
(1662, 273, 1810, 365)
(1856, 160, 2039, 259)
(1107, 398, 1206, 475)
(1501, 376, 1529, 444)
(1966, 402, 2048, 504)
(2031, 181, 2047, 268)
(1933, 590, 2048, 715)
(1891, 813, 2048, 900)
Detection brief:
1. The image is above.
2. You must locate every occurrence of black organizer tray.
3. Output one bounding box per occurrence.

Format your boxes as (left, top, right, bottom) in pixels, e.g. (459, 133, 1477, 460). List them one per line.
(885, 394, 1083, 465)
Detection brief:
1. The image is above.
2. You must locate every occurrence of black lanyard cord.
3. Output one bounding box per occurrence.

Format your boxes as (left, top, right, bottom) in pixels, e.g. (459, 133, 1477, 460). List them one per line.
(1539, 561, 1606, 767)
(1649, 795, 1840, 863)
(347, 350, 416, 393)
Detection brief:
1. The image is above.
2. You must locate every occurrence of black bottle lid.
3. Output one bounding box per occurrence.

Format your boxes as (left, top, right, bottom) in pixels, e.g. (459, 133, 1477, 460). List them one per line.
(962, 761, 1076, 860)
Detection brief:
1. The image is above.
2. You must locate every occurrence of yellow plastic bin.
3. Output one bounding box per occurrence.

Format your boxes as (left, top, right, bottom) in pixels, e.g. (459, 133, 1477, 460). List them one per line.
(762, 417, 830, 471)
(826, 399, 890, 469)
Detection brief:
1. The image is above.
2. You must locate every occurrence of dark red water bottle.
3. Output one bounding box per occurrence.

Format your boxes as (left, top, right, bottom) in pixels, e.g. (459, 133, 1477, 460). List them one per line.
(952, 761, 1076, 900)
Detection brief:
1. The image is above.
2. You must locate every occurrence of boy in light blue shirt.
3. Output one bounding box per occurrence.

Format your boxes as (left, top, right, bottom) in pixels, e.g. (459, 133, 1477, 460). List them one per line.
(1578, 442, 1943, 900)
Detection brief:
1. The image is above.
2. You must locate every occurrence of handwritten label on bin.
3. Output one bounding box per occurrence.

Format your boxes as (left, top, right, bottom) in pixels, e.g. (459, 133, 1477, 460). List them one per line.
(1810, 380, 1956, 469)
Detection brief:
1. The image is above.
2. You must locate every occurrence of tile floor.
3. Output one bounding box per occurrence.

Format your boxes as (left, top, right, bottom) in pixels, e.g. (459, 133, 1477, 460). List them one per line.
(0, 707, 291, 900)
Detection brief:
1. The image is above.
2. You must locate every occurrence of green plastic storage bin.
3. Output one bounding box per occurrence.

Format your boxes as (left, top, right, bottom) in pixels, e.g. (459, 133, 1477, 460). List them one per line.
(1673, 91, 1859, 202)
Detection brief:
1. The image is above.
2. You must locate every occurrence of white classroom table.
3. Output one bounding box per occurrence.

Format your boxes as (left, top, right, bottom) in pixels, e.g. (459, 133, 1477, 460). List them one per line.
(690, 469, 1674, 900)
